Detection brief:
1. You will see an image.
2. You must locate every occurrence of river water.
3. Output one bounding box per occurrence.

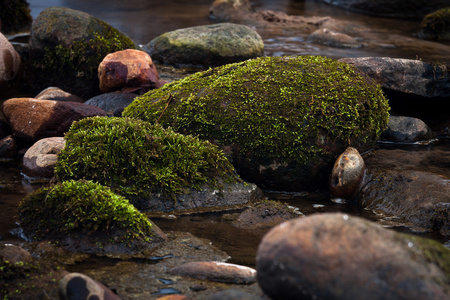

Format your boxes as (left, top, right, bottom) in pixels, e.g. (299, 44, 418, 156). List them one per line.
(1, 0, 449, 268)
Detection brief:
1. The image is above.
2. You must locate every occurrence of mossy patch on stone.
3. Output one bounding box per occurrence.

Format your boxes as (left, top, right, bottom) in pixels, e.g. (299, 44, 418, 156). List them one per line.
(18, 180, 158, 248)
(55, 116, 240, 209)
(27, 7, 136, 98)
(420, 7, 450, 40)
(123, 55, 389, 191)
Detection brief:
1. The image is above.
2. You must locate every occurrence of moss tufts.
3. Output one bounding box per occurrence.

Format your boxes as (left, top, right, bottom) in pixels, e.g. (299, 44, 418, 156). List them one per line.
(123, 55, 390, 166)
(421, 7, 450, 35)
(18, 180, 155, 244)
(55, 116, 239, 204)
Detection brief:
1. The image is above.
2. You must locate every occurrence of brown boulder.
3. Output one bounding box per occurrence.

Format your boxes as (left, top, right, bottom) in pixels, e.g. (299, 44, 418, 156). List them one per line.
(98, 49, 159, 93)
(256, 213, 450, 300)
(2, 98, 106, 145)
(22, 137, 66, 179)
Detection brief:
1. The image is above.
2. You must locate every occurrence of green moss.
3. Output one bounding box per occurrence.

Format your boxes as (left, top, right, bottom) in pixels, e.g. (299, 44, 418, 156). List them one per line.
(18, 180, 154, 244)
(421, 7, 450, 34)
(55, 116, 238, 204)
(123, 55, 390, 165)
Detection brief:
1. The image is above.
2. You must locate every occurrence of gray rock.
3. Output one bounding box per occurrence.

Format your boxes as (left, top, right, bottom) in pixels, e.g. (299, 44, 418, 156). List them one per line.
(144, 23, 264, 68)
(339, 57, 450, 98)
(22, 137, 65, 179)
(256, 213, 450, 300)
(85, 92, 138, 115)
(381, 115, 434, 143)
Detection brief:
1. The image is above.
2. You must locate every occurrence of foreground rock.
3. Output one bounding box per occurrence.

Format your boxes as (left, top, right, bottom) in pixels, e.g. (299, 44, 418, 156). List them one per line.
(55, 116, 262, 212)
(22, 137, 66, 179)
(380, 115, 434, 143)
(257, 213, 450, 300)
(19, 180, 167, 256)
(144, 23, 264, 68)
(168, 261, 256, 284)
(2, 98, 106, 145)
(124, 55, 389, 192)
(319, 0, 448, 18)
(98, 49, 160, 93)
(59, 273, 121, 300)
(27, 7, 136, 99)
(0, 32, 21, 90)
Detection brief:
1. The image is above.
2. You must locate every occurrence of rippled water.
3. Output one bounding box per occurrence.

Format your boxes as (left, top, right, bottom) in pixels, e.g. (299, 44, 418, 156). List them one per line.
(1, 0, 449, 266)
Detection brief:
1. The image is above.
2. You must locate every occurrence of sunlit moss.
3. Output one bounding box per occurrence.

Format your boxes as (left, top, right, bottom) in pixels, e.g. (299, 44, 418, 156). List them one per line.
(123, 55, 390, 166)
(18, 180, 155, 244)
(54, 116, 239, 206)
(420, 7, 450, 40)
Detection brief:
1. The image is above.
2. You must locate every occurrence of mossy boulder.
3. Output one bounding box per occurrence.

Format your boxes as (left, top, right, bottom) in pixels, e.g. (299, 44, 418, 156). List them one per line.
(418, 7, 450, 41)
(0, 0, 32, 34)
(18, 180, 167, 255)
(55, 116, 261, 212)
(26, 7, 136, 99)
(123, 55, 390, 191)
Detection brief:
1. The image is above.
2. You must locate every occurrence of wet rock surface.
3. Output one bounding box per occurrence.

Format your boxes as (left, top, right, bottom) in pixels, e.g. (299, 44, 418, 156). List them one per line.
(256, 213, 450, 300)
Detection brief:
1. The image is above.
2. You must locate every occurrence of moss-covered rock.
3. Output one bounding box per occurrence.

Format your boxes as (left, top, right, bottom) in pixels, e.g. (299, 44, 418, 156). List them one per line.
(55, 116, 261, 212)
(26, 7, 136, 99)
(0, 0, 32, 34)
(18, 180, 166, 255)
(418, 7, 450, 41)
(123, 55, 390, 191)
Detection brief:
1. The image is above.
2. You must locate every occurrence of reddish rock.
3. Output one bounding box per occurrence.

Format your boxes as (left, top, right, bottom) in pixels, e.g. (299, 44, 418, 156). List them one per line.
(22, 137, 65, 179)
(35, 87, 85, 103)
(59, 272, 121, 300)
(0, 32, 21, 88)
(155, 296, 189, 300)
(0, 135, 17, 159)
(98, 49, 159, 93)
(0, 244, 33, 264)
(256, 213, 450, 300)
(168, 261, 256, 284)
(2, 98, 106, 145)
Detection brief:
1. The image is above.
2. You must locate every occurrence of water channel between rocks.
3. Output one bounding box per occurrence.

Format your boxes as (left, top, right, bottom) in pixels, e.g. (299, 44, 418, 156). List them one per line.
(1, 0, 449, 274)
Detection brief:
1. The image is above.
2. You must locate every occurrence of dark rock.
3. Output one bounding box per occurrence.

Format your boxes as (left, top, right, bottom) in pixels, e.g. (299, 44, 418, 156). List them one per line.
(22, 137, 65, 179)
(0, 32, 21, 89)
(35, 87, 85, 103)
(256, 213, 450, 300)
(59, 272, 122, 300)
(380, 115, 434, 143)
(168, 261, 256, 284)
(0, 119, 12, 139)
(0, 0, 32, 34)
(319, 0, 449, 18)
(418, 7, 450, 41)
(0, 135, 17, 159)
(0, 243, 33, 264)
(98, 49, 159, 93)
(2, 98, 106, 145)
(144, 23, 264, 68)
(26, 7, 136, 99)
(339, 57, 450, 98)
(329, 147, 367, 200)
(207, 289, 262, 300)
(84, 92, 138, 115)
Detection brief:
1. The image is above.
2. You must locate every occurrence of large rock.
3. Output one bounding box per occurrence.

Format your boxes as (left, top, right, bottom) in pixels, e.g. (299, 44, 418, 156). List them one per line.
(418, 7, 450, 41)
(319, 0, 450, 18)
(22, 137, 66, 179)
(0, 0, 32, 34)
(98, 49, 159, 93)
(2, 98, 106, 145)
(143, 23, 264, 68)
(256, 213, 450, 300)
(55, 116, 263, 212)
(339, 57, 450, 98)
(27, 7, 136, 99)
(19, 180, 167, 255)
(0, 32, 21, 89)
(59, 273, 121, 300)
(123, 55, 390, 192)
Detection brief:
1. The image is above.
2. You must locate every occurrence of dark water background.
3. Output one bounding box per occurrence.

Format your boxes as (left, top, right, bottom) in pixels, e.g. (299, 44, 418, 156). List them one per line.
(1, 0, 449, 267)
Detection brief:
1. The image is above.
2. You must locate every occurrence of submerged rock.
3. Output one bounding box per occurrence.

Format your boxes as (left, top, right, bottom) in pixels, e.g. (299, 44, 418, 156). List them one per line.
(307, 28, 364, 48)
(123, 55, 389, 192)
(55, 116, 262, 212)
(144, 23, 264, 68)
(18, 180, 167, 255)
(256, 213, 450, 300)
(27, 7, 136, 98)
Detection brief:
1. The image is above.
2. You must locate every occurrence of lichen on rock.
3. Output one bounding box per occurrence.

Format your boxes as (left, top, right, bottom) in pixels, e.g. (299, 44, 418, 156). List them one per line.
(18, 179, 165, 254)
(54, 116, 255, 212)
(123, 55, 390, 191)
